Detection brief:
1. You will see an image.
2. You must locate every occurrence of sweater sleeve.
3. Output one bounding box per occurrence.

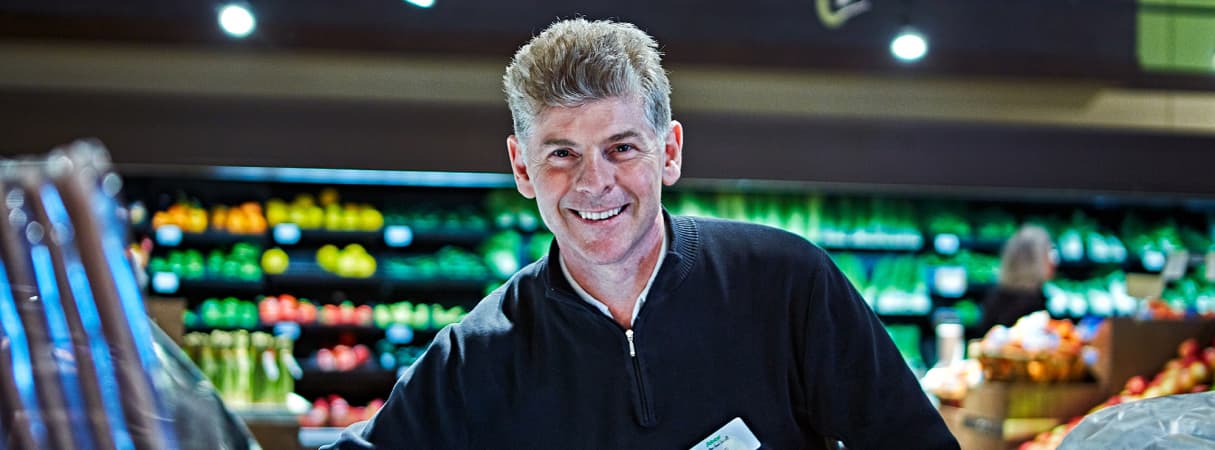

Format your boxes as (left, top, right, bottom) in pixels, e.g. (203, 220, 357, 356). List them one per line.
(321, 325, 470, 450)
(802, 252, 959, 450)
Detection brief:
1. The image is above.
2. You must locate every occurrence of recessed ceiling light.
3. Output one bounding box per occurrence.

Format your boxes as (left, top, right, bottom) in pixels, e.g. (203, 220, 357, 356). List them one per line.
(890, 28, 928, 62)
(218, 4, 256, 38)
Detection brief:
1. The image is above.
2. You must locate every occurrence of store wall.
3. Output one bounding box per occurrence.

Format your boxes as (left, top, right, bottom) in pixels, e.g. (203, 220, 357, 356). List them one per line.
(4, 88, 1215, 198)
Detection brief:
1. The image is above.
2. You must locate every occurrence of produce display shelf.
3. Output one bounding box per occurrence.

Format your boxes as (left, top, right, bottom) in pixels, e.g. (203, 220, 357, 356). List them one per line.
(153, 275, 265, 295)
(263, 270, 493, 293)
(295, 370, 399, 405)
(150, 226, 267, 247)
(186, 323, 388, 337)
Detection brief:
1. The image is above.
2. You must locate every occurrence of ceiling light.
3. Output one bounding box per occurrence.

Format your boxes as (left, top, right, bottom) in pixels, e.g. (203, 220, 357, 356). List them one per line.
(218, 4, 256, 38)
(890, 28, 928, 62)
(404, 0, 435, 8)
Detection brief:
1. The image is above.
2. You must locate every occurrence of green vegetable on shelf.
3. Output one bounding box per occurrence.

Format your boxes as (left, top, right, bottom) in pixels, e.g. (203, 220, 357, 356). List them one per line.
(410, 303, 431, 330)
(482, 231, 523, 278)
(953, 299, 981, 327)
(830, 252, 867, 292)
(527, 232, 554, 263)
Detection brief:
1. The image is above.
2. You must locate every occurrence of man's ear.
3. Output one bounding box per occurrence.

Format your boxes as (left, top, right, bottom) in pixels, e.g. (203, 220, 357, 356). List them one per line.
(507, 135, 536, 199)
(661, 120, 683, 186)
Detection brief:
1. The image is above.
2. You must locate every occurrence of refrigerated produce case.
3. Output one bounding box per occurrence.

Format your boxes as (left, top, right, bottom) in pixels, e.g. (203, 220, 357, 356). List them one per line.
(114, 160, 1215, 448)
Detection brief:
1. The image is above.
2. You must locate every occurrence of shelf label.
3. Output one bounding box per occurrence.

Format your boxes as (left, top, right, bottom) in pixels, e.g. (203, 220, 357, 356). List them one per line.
(933, 266, 967, 298)
(273, 224, 301, 245)
(933, 233, 960, 255)
(384, 225, 413, 248)
(151, 272, 180, 294)
(386, 324, 414, 345)
(1162, 250, 1190, 281)
(155, 225, 183, 247)
(273, 322, 301, 340)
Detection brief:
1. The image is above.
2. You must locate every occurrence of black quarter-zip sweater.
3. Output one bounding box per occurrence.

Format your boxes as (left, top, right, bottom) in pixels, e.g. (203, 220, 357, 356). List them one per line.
(326, 214, 959, 449)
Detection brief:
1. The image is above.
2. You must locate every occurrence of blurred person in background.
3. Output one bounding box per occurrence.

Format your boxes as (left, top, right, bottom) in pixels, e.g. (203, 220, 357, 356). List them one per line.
(979, 224, 1056, 332)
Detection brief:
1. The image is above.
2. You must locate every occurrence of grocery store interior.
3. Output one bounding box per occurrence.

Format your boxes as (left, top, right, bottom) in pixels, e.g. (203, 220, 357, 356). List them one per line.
(2, 0, 1215, 449)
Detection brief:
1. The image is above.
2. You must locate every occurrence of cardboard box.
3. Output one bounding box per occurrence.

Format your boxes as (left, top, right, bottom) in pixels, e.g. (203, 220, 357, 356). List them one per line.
(1090, 317, 1215, 396)
(946, 382, 1104, 450)
(145, 296, 187, 346)
(237, 408, 304, 450)
(940, 406, 1060, 450)
(962, 381, 1104, 419)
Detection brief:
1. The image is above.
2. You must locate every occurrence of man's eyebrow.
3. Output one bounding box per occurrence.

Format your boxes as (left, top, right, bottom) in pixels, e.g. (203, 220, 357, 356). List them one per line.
(604, 130, 641, 143)
(541, 138, 577, 147)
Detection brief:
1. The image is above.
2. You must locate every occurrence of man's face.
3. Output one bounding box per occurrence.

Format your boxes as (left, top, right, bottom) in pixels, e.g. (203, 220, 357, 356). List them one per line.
(507, 96, 683, 267)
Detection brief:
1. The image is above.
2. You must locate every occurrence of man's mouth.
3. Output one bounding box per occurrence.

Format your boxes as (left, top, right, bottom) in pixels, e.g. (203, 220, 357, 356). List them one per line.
(573, 205, 626, 222)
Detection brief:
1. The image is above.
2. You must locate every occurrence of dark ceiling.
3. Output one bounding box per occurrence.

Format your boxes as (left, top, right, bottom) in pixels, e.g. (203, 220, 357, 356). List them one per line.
(0, 0, 1164, 83)
(4, 0, 1215, 197)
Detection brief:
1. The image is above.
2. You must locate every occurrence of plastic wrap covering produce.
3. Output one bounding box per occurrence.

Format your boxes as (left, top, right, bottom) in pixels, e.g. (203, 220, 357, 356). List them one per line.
(1058, 392, 1215, 450)
(0, 139, 257, 449)
(150, 318, 259, 449)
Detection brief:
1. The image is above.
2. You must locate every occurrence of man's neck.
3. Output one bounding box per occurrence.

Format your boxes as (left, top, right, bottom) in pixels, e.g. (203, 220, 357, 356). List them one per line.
(560, 214, 666, 327)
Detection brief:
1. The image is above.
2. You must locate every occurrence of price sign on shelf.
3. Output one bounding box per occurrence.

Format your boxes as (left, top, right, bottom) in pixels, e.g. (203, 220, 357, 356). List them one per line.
(155, 225, 183, 247)
(273, 223, 301, 245)
(933, 266, 967, 298)
(384, 225, 414, 248)
(273, 322, 301, 340)
(1141, 250, 1166, 272)
(933, 233, 960, 255)
(151, 272, 180, 294)
(386, 324, 414, 345)
(1162, 250, 1189, 281)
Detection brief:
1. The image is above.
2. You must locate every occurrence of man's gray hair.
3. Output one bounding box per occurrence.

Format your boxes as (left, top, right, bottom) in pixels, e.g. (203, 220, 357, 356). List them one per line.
(998, 224, 1054, 291)
(503, 18, 671, 146)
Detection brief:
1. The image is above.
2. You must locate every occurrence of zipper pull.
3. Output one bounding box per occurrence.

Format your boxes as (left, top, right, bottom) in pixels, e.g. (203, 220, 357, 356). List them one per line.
(625, 329, 636, 357)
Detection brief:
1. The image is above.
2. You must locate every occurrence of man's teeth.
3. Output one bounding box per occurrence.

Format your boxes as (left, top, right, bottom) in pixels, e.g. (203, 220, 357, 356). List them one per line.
(578, 206, 623, 221)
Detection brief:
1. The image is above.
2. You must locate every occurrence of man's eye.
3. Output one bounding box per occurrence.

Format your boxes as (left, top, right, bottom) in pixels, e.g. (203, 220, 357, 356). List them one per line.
(551, 149, 571, 158)
(614, 144, 634, 153)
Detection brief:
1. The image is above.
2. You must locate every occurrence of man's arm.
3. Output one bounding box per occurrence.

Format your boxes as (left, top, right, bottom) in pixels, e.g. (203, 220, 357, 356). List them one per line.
(801, 253, 959, 450)
(322, 326, 470, 449)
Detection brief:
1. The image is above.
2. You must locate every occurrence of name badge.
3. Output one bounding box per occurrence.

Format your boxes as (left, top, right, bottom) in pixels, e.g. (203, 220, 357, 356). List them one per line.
(690, 417, 761, 450)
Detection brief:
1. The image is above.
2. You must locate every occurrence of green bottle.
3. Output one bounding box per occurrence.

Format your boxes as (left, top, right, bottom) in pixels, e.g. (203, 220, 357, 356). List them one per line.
(251, 332, 275, 405)
(210, 330, 231, 401)
(232, 331, 253, 408)
(275, 335, 300, 404)
(183, 332, 203, 369)
(198, 333, 219, 387)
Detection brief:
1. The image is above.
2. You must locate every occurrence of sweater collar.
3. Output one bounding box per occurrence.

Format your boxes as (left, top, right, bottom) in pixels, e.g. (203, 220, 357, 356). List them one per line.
(541, 209, 699, 305)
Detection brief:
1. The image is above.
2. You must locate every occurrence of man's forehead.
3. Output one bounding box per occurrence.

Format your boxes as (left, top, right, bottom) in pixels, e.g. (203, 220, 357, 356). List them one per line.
(532, 102, 655, 140)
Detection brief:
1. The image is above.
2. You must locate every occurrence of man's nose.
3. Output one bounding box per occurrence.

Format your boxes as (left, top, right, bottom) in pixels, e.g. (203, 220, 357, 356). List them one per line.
(574, 152, 613, 195)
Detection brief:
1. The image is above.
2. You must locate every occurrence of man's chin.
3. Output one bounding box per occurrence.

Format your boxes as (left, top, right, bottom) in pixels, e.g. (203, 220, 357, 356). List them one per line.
(561, 241, 629, 266)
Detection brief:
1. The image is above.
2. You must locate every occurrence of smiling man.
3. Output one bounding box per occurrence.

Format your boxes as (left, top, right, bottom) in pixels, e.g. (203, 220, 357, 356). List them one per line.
(325, 19, 958, 449)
